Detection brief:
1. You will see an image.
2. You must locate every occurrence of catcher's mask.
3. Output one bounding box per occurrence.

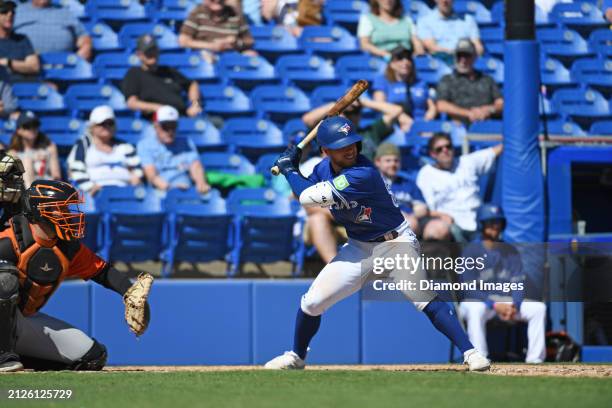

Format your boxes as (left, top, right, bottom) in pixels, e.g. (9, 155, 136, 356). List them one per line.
(23, 180, 85, 241)
(0, 152, 25, 204)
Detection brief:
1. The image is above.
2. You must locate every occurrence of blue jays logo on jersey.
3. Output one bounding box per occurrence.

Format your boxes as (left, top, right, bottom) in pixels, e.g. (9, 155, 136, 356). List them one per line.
(355, 206, 373, 223)
(338, 123, 351, 135)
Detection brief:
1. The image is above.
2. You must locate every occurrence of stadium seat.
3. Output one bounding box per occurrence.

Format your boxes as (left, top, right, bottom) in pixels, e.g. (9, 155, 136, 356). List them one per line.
(146, 0, 194, 25)
(119, 23, 179, 51)
(12, 83, 65, 113)
(251, 25, 300, 62)
(324, 0, 369, 32)
(298, 26, 359, 59)
(40, 52, 95, 83)
(474, 56, 504, 84)
(539, 95, 559, 119)
(158, 52, 217, 82)
(414, 55, 452, 86)
(410, 119, 467, 149)
(226, 188, 303, 276)
(454, 1, 494, 26)
(589, 120, 612, 135)
(199, 152, 255, 175)
(255, 152, 280, 180)
(95, 186, 166, 263)
(309, 84, 352, 108)
(85, 22, 122, 52)
(541, 120, 587, 137)
(78, 191, 102, 253)
(402, 0, 431, 19)
(93, 52, 140, 82)
(549, 2, 607, 37)
(536, 28, 592, 64)
(275, 54, 337, 91)
(541, 58, 575, 90)
(53, 0, 86, 19)
(0, 119, 12, 145)
(469, 120, 503, 134)
(200, 84, 253, 117)
(39, 116, 86, 156)
(588, 29, 612, 58)
(282, 118, 308, 143)
(217, 52, 277, 90)
(335, 54, 386, 84)
(178, 117, 225, 152)
(250, 85, 311, 123)
(162, 188, 232, 277)
(571, 58, 612, 98)
(222, 118, 285, 161)
(480, 26, 503, 56)
(552, 88, 611, 128)
(115, 117, 155, 145)
(64, 84, 128, 116)
(85, 0, 147, 23)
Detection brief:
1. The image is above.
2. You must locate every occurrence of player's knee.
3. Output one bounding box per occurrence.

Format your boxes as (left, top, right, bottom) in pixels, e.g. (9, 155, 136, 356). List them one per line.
(300, 294, 326, 317)
(70, 339, 107, 371)
(0, 271, 19, 299)
(527, 302, 547, 318)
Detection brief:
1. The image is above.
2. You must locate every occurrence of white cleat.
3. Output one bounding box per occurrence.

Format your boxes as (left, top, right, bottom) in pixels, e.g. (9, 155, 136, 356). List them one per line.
(264, 351, 306, 370)
(464, 349, 491, 372)
(0, 360, 24, 373)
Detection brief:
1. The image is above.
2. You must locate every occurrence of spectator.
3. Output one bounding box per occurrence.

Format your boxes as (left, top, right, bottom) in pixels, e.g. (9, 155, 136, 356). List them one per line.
(8, 111, 60, 187)
(0, 69, 17, 119)
(122, 35, 202, 120)
(416, 0, 483, 65)
(603, 0, 612, 24)
(137, 105, 211, 194)
(14, 0, 92, 60)
(459, 204, 546, 364)
(67, 106, 143, 196)
(178, 0, 256, 63)
(0, 0, 40, 82)
(374, 143, 431, 236)
(416, 133, 502, 242)
(302, 97, 403, 160)
(358, 0, 423, 59)
(372, 46, 437, 128)
(436, 38, 503, 125)
(262, 0, 299, 35)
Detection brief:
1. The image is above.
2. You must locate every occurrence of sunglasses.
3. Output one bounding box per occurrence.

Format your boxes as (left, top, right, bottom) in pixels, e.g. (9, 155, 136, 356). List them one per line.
(456, 52, 474, 60)
(392, 53, 412, 61)
(97, 120, 116, 128)
(0, 8, 14, 14)
(20, 123, 39, 131)
(433, 144, 452, 154)
(160, 122, 178, 132)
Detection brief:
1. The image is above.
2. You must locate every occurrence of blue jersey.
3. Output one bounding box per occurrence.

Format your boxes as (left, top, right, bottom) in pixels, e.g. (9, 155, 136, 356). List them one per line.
(388, 174, 425, 214)
(308, 155, 406, 241)
(372, 75, 430, 119)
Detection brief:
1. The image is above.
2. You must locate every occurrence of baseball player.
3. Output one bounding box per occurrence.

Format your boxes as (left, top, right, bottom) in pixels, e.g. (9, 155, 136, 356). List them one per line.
(0, 150, 26, 228)
(265, 116, 490, 371)
(0, 180, 152, 372)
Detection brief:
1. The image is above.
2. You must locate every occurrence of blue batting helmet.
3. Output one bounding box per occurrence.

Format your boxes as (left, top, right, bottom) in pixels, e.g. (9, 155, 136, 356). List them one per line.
(477, 203, 506, 227)
(316, 116, 362, 150)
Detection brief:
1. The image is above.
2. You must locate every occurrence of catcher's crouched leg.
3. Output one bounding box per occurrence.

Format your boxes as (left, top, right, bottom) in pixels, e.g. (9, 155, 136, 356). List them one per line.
(20, 339, 107, 371)
(0, 267, 20, 367)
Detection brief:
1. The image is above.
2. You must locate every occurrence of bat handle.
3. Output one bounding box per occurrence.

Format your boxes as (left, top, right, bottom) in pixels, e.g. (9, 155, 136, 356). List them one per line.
(270, 165, 281, 176)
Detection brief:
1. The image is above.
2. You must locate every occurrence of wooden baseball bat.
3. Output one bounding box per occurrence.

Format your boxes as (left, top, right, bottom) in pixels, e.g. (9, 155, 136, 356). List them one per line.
(270, 80, 370, 176)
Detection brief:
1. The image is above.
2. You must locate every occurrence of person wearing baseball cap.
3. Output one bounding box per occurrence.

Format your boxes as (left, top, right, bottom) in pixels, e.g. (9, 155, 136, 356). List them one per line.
(0, 0, 40, 82)
(435, 37, 504, 125)
(121, 34, 202, 120)
(137, 105, 210, 194)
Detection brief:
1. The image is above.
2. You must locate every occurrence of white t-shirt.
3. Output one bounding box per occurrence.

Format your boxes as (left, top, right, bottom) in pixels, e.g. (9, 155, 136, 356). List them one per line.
(416, 148, 496, 231)
(85, 143, 136, 187)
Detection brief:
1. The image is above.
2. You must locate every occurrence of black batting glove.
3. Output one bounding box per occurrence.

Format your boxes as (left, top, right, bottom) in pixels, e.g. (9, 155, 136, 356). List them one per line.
(274, 145, 302, 176)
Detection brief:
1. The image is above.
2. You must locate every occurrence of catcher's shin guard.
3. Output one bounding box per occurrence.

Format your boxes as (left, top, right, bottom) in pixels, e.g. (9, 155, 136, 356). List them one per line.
(0, 266, 20, 364)
(69, 340, 107, 371)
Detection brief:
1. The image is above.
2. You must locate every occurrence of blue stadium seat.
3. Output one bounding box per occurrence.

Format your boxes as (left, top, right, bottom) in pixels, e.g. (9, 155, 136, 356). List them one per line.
(0, 119, 12, 146)
(480, 26, 503, 56)
(93, 52, 140, 82)
(250, 85, 311, 123)
(402, 0, 431, 20)
(115, 117, 155, 145)
(335, 54, 386, 84)
(251, 25, 300, 62)
(589, 120, 612, 135)
(298, 26, 359, 59)
(549, 2, 607, 37)
(571, 58, 612, 98)
(541, 58, 575, 90)
(64, 84, 128, 116)
(324, 0, 370, 31)
(85, 22, 122, 52)
(119, 23, 179, 51)
(414, 55, 452, 86)
(79, 192, 102, 253)
(552, 88, 611, 128)
(539, 95, 559, 119)
(158, 52, 217, 82)
(309, 84, 352, 108)
(226, 188, 302, 276)
(222, 118, 285, 161)
(282, 118, 308, 142)
(589, 29, 612, 58)
(178, 117, 225, 152)
(542, 120, 587, 137)
(454, 1, 494, 26)
(217, 52, 277, 90)
(255, 153, 280, 178)
(536, 28, 592, 64)
(39, 116, 86, 156)
(469, 120, 503, 134)
(95, 186, 166, 263)
(40, 52, 95, 83)
(162, 188, 232, 277)
(200, 84, 252, 118)
(12, 83, 65, 113)
(53, 0, 86, 19)
(146, 0, 194, 25)
(474, 56, 504, 84)
(199, 152, 255, 175)
(410, 119, 466, 149)
(85, 0, 147, 23)
(275, 54, 337, 91)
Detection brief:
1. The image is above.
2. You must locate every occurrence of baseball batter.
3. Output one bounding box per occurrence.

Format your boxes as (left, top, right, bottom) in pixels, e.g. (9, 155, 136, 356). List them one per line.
(265, 116, 490, 371)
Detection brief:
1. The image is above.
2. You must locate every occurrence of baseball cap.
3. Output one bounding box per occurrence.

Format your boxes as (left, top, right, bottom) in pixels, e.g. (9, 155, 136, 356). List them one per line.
(155, 105, 179, 123)
(0, 1, 16, 12)
(89, 105, 115, 125)
(455, 38, 476, 55)
(137, 34, 159, 54)
(390, 46, 412, 61)
(375, 143, 400, 159)
(16, 111, 40, 128)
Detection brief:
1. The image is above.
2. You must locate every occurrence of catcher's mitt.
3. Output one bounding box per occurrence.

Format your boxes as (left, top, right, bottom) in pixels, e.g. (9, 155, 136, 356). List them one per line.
(123, 272, 154, 336)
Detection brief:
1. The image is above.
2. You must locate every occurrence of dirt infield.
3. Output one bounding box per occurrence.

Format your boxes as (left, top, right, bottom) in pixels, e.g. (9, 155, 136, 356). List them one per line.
(103, 364, 612, 378)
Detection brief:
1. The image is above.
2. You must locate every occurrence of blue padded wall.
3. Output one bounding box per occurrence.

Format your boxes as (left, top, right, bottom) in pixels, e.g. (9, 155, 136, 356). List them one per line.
(43, 280, 91, 335)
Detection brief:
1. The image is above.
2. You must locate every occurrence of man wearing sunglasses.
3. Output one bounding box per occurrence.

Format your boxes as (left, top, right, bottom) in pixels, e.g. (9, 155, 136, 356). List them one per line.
(416, 133, 502, 242)
(137, 105, 211, 194)
(0, 0, 40, 82)
(122, 35, 202, 120)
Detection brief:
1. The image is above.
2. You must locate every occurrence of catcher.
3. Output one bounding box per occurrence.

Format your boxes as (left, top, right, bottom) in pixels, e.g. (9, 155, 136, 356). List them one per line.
(0, 180, 153, 372)
(0, 149, 26, 228)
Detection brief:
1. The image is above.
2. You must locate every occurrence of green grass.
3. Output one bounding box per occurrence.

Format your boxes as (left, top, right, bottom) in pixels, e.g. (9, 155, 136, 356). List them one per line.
(2, 371, 612, 408)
